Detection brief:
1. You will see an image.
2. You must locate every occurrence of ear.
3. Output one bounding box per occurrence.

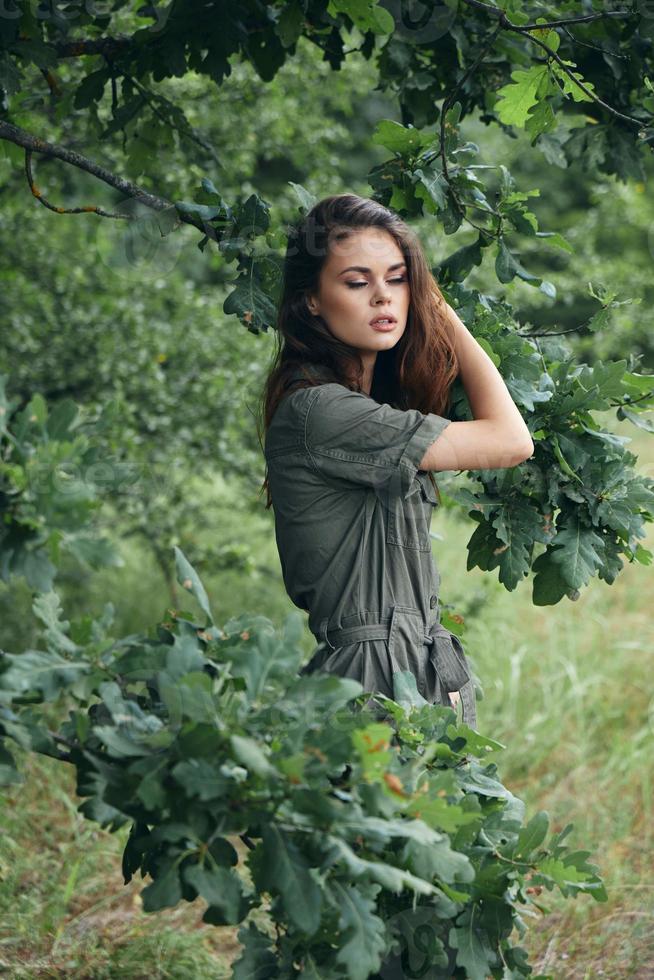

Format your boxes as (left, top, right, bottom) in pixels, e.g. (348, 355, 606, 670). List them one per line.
(306, 292, 319, 315)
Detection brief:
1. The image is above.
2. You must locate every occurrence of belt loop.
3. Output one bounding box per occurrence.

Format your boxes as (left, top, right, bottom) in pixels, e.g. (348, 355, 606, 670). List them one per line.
(388, 604, 398, 648)
(319, 617, 336, 651)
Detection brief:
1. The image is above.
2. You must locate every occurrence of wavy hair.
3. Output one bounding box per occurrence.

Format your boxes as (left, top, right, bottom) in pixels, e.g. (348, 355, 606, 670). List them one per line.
(257, 193, 458, 509)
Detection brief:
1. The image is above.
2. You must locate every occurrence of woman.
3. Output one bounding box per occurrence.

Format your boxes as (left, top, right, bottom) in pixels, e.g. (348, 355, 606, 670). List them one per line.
(259, 194, 533, 730)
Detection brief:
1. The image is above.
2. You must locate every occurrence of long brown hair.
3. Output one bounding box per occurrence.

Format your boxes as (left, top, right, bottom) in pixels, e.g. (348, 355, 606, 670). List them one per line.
(257, 193, 458, 509)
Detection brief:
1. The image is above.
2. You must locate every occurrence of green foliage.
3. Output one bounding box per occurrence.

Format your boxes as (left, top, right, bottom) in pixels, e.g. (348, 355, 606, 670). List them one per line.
(0, 373, 125, 592)
(0, 549, 606, 978)
(433, 305, 654, 603)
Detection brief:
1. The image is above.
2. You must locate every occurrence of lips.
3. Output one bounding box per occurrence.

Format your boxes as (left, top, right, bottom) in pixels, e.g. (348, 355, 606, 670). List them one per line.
(369, 315, 397, 326)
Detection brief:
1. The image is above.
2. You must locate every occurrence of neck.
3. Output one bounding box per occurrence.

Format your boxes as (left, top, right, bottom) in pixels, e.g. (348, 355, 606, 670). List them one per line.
(359, 351, 376, 396)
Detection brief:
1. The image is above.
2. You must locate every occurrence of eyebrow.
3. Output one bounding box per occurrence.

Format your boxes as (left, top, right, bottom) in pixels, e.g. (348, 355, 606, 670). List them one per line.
(337, 262, 407, 276)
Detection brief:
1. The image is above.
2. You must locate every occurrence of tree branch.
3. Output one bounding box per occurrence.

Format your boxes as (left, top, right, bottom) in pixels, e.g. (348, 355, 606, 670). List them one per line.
(0, 120, 219, 242)
(460, 0, 632, 31)
(54, 36, 132, 60)
(517, 12, 633, 31)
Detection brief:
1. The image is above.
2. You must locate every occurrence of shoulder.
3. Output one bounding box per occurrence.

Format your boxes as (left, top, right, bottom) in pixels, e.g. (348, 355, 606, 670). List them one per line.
(268, 384, 376, 453)
(304, 384, 376, 426)
(285, 382, 369, 420)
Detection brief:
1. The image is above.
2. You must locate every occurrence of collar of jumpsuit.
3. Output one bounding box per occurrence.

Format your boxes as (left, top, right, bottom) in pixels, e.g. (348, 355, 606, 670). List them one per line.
(265, 363, 477, 728)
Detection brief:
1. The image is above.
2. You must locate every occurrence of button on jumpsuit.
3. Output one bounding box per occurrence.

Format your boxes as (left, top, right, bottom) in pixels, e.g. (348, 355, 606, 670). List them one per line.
(264, 366, 477, 728)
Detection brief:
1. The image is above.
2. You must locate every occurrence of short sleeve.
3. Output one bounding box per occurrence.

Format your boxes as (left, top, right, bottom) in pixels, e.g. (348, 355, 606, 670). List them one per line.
(304, 384, 451, 497)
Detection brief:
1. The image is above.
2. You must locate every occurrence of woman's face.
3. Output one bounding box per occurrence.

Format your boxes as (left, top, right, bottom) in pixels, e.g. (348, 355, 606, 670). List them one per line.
(306, 227, 410, 358)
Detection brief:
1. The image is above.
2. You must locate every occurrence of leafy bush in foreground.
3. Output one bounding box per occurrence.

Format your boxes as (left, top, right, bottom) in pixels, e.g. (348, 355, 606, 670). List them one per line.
(0, 548, 606, 979)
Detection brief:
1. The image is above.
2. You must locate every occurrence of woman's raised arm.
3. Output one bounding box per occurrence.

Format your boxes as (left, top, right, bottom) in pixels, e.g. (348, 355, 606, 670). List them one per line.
(419, 303, 534, 473)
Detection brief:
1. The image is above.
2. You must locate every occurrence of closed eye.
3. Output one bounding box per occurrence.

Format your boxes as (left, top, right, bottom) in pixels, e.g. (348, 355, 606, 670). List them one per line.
(346, 276, 407, 289)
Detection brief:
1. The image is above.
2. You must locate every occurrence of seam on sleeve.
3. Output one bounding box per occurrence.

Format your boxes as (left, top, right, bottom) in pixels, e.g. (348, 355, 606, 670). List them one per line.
(399, 414, 452, 483)
(303, 388, 323, 479)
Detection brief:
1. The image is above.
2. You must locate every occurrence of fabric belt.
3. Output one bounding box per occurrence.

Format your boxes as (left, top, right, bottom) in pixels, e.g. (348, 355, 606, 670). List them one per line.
(315, 606, 477, 729)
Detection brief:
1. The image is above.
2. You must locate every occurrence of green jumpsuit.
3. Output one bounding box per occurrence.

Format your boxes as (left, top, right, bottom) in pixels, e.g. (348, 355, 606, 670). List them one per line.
(264, 364, 477, 729)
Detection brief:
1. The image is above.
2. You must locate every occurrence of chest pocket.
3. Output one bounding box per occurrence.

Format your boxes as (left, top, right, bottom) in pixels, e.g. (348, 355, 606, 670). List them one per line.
(385, 471, 439, 552)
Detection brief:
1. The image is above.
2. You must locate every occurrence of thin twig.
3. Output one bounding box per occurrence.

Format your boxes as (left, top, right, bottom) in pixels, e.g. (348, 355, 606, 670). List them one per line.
(25, 149, 131, 218)
(519, 12, 633, 31)
(561, 25, 630, 60)
(609, 390, 654, 407)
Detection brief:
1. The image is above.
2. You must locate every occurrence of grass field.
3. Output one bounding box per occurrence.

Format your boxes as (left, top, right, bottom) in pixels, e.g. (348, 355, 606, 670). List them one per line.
(1, 413, 652, 979)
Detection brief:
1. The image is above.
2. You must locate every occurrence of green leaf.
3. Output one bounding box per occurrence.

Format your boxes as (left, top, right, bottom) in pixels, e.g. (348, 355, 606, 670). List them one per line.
(32, 591, 79, 655)
(549, 514, 605, 589)
(141, 865, 182, 912)
(494, 66, 549, 128)
(525, 97, 558, 139)
(275, 2, 305, 48)
(184, 864, 250, 924)
(331, 880, 387, 980)
(372, 120, 429, 155)
(351, 722, 394, 779)
(10, 37, 57, 70)
(232, 922, 278, 980)
(436, 238, 484, 282)
(515, 810, 549, 858)
(287, 181, 317, 215)
(173, 546, 213, 623)
(223, 262, 279, 333)
(490, 496, 545, 589)
(251, 825, 323, 934)
(0, 650, 90, 702)
(230, 733, 279, 778)
(391, 669, 430, 709)
(618, 407, 654, 433)
(324, 837, 437, 895)
(400, 835, 475, 884)
(414, 167, 449, 213)
(64, 533, 122, 571)
(531, 550, 573, 606)
(495, 239, 541, 285)
(175, 201, 224, 221)
(73, 68, 110, 109)
(535, 230, 574, 253)
(449, 905, 495, 980)
(328, 0, 395, 35)
(172, 758, 229, 800)
(456, 765, 518, 802)
(551, 62, 595, 103)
